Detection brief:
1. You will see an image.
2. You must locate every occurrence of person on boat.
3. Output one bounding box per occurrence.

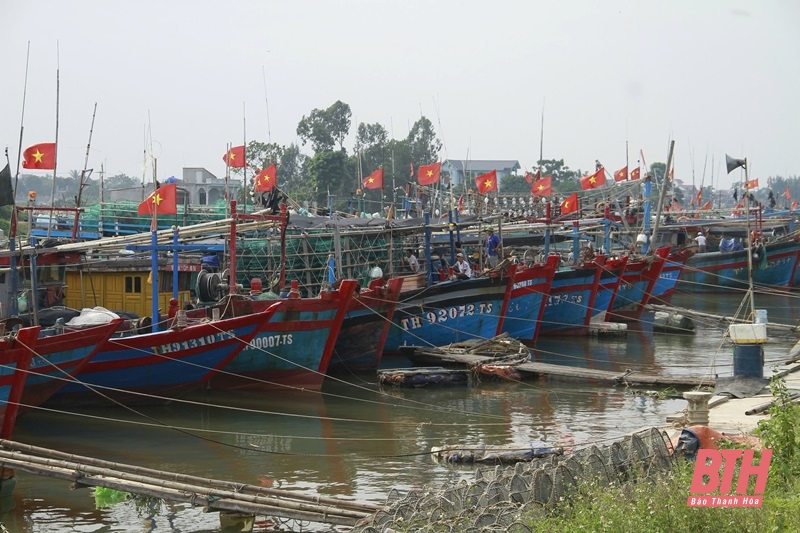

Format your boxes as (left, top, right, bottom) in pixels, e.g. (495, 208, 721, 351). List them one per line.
(485, 228, 501, 268)
(454, 241, 469, 261)
(453, 252, 473, 280)
(695, 231, 707, 253)
(732, 238, 744, 252)
(403, 249, 420, 273)
(431, 249, 449, 281)
(719, 235, 734, 253)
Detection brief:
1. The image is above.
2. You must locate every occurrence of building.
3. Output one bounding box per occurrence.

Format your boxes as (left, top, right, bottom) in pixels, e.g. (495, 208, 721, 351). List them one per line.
(106, 168, 241, 207)
(442, 160, 521, 190)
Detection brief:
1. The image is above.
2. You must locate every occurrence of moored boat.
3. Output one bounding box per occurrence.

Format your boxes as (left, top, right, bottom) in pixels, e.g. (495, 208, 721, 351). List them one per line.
(607, 247, 670, 322)
(677, 238, 800, 293)
(328, 277, 405, 373)
(48, 305, 280, 406)
(0, 327, 40, 439)
(500, 256, 559, 341)
(538, 263, 603, 335)
(383, 267, 513, 354)
(192, 279, 359, 391)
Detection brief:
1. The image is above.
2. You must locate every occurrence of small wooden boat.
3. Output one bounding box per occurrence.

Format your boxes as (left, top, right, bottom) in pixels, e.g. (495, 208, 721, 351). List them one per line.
(378, 367, 469, 388)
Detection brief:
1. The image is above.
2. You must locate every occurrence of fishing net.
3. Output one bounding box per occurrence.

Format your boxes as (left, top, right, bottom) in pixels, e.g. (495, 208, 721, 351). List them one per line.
(352, 427, 675, 532)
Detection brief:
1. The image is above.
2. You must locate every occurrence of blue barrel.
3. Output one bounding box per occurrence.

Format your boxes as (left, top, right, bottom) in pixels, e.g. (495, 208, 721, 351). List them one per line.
(733, 344, 764, 379)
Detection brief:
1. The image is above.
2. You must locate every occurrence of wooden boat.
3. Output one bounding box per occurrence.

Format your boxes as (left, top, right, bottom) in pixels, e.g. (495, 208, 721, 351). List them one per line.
(378, 367, 470, 388)
(538, 263, 603, 335)
(189, 279, 358, 391)
(648, 247, 692, 306)
(591, 255, 628, 323)
(328, 276, 405, 373)
(48, 305, 280, 406)
(677, 239, 800, 293)
(500, 256, 559, 341)
(0, 327, 39, 439)
(0, 318, 123, 412)
(607, 247, 670, 322)
(383, 267, 514, 354)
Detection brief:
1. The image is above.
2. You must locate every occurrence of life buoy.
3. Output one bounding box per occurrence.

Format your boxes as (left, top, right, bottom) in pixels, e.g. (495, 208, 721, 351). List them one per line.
(595, 202, 608, 215)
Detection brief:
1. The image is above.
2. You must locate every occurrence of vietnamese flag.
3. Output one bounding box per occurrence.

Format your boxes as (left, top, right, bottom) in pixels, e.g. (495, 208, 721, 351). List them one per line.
(417, 162, 441, 185)
(254, 164, 277, 192)
(630, 167, 641, 180)
(784, 185, 791, 201)
(362, 168, 383, 190)
(700, 200, 712, 210)
(531, 176, 552, 197)
(475, 170, 498, 194)
(525, 172, 533, 184)
(792, 200, 798, 212)
(613, 166, 628, 182)
(22, 143, 57, 170)
(745, 178, 759, 190)
(138, 183, 178, 216)
(223, 145, 246, 168)
(560, 192, 579, 215)
(580, 168, 606, 190)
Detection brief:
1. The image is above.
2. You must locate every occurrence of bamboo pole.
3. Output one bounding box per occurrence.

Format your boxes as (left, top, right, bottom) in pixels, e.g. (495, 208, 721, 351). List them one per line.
(0, 439, 377, 513)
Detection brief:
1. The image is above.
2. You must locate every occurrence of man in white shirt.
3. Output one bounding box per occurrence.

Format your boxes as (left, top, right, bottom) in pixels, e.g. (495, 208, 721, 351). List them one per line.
(695, 232, 707, 253)
(404, 249, 420, 273)
(454, 252, 473, 280)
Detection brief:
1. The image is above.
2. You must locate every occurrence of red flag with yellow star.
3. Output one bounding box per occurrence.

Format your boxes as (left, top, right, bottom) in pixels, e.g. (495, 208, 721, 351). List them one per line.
(254, 164, 277, 192)
(223, 145, 246, 168)
(138, 183, 178, 216)
(362, 168, 383, 190)
(580, 168, 606, 190)
(630, 167, 641, 180)
(475, 170, 498, 194)
(417, 162, 441, 185)
(560, 192, 579, 215)
(531, 176, 552, 197)
(613, 166, 628, 182)
(22, 143, 57, 170)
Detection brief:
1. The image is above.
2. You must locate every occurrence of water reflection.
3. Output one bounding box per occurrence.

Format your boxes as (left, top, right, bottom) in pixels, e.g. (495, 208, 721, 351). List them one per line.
(4, 291, 799, 531)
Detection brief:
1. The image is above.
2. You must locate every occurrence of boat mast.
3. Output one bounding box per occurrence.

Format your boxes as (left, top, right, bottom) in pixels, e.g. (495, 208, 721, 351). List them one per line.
(47, 62, 61, 239)
(73, 102, 97, 240)
(647, 140, 675, 255)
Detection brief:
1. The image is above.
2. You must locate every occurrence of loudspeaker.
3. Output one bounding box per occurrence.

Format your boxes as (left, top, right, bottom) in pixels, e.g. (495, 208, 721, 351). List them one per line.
(726, 154, 746, 174)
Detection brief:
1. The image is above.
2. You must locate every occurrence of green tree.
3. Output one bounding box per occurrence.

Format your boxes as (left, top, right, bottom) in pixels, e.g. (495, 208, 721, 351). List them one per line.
(105, 173, 142, 191)
(500, 174, 531, 194)
(407, 116, 442, 166)
(355, 122, 389, 176)
(307, 150, 350, 208)
(297, 100, 352, 153)
(537, 159, 580, 193)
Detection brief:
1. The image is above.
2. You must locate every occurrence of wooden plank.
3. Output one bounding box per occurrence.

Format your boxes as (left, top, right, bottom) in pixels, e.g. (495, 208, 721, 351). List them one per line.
(404, 351, 712, 388)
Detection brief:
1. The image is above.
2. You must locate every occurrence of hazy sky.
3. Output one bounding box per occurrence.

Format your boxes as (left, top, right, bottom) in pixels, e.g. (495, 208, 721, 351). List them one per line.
(3, 1, 799, 191)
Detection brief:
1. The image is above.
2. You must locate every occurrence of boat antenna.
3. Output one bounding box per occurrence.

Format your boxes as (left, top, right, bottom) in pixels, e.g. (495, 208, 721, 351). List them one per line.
(261, 64, 272, 143)
(47, 46, 61, 239)
(648, 139, 675, 255)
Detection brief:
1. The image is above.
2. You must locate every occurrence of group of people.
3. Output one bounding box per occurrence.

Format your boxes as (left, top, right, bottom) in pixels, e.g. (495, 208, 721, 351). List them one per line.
(400, 228, 502, 280)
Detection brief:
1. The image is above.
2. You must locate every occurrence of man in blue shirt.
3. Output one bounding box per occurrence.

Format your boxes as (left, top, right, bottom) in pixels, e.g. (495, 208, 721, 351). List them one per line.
(485, 228, 501, 268)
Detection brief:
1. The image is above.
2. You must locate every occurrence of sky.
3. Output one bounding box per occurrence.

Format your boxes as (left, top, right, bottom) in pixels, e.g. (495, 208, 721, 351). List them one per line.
(2, 0, 799, 192)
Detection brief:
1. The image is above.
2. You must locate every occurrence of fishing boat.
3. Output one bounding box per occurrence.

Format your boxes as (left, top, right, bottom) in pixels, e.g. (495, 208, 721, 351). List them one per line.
(0, 318, 123, 411)
(382, 264, 514, 354)
(0, 327, 39, 439)
(328, 276, 405, 373)
(591, 255, 629, 323)
(606, 247, 670, 322)
(648, 247, 692, 306)
(190, 279, 358, 391)
(538, 262, 603, 335)
(48, 305, 280, 406)
(676, 238, 800, 293)
(499, 256, 559, 341)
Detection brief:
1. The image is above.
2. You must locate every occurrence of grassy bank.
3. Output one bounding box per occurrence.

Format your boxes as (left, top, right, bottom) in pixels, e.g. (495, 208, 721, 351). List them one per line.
(525, 378, 800, 533)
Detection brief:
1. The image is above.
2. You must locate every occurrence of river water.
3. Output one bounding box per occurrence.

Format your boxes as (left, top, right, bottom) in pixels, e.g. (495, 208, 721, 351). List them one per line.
(3, 291, 799, 532)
